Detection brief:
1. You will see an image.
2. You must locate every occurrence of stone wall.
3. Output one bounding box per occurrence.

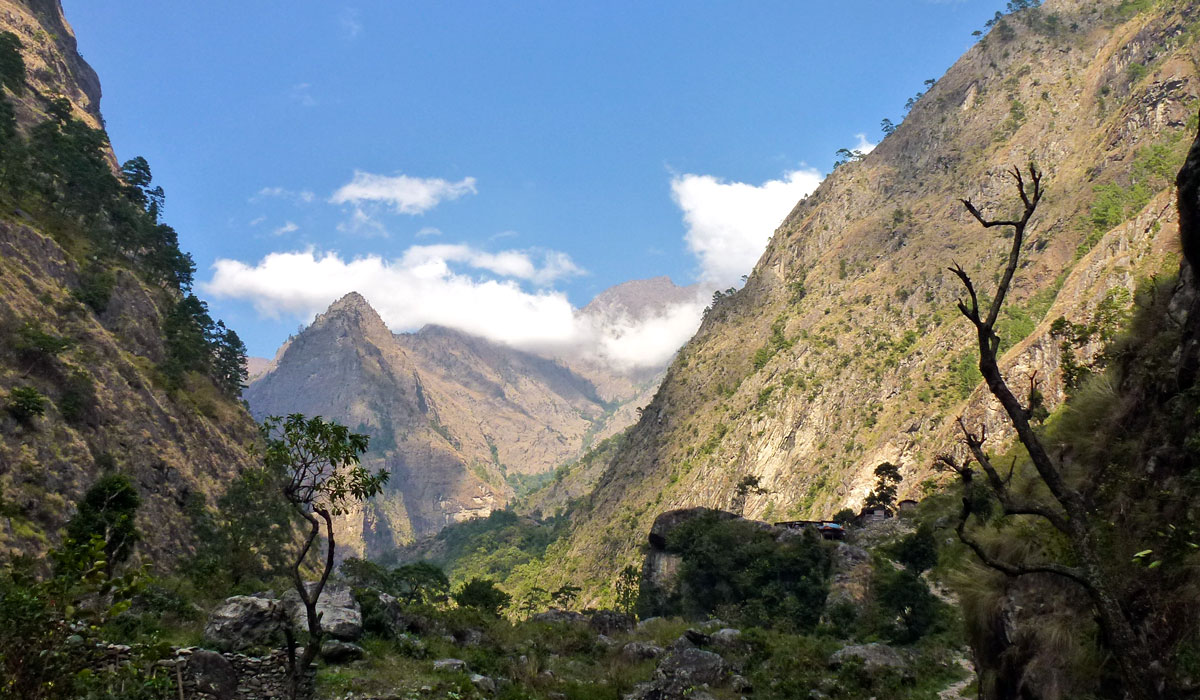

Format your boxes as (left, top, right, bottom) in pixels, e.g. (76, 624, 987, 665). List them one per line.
(89, 643, 313, 700)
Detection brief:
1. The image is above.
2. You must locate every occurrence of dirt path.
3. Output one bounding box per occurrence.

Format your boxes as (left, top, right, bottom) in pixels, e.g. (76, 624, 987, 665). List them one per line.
(938, 652, 976, 700)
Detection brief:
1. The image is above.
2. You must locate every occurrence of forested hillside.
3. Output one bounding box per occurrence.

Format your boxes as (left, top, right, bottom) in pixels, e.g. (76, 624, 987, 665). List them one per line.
(0, 0, 257, 563)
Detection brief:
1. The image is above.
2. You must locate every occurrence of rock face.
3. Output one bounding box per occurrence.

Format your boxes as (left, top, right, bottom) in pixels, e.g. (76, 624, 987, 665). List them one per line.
(829, 643, 908, 676)
(203, 596, 285, 652)
(246, 281, 696, 555)
(284, 583, 363, 641)
(550, 0, 1200, 596)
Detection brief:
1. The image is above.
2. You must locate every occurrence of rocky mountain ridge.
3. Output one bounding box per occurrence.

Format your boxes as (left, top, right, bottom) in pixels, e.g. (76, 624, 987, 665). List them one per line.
(525, 0, 1200, 599)
(245, 278, 696, 557)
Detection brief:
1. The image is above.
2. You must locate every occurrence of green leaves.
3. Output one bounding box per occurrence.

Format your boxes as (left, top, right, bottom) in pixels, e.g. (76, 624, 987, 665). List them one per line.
(262, 413, 387, 514)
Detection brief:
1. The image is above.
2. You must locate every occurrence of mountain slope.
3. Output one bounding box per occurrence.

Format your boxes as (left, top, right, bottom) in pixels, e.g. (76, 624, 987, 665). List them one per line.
(0, 1, 260, 565)
(245, 283, 692, 557)
(537, 0, 1200, 599)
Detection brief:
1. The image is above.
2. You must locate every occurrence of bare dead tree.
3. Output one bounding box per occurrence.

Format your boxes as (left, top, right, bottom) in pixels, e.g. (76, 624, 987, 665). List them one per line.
(942, 165, 1165, 699)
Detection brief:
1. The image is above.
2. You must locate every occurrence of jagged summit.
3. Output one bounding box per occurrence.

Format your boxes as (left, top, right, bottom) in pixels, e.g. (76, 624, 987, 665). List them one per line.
(582, 275, 701, 320)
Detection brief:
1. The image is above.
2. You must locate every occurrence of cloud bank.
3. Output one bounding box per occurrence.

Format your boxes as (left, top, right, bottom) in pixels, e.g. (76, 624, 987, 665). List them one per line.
(671, 168, 822, 285)
(211, 160, 847, 370)
(331, 171, 478, 215)
(203, 245, 702, 369)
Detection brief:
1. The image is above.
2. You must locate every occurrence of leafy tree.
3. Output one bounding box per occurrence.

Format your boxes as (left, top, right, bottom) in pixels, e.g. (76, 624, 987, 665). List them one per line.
(261, 414, 386, 698)
(551, 583, 581, 610)
(873, 568, 940, 644)
(615, 565, 640, 616)
(189, 467, 297, 589)
(833, 148, 865, 169)
(0, 31, 24, 94)
(74, 264, 117, 313)
(12, 321, 73, 373)
(892, 523, 938, 573)
(62, 474, 141, 577)
(660, 515, 831, 630)
(832, 508, 856, 525)
(119, 156, 164, 221)
(211, 321, 248, 397)
(0, 539, 154, 700)
(6, 386, 46, 424)
(392, 562, 449, 606)
(453, 577, 511, 616)
(731, 474, 769, 514)
(880, 118, 896, 136)
(863, 462, 902, 512)
(519, 586, 549, 617)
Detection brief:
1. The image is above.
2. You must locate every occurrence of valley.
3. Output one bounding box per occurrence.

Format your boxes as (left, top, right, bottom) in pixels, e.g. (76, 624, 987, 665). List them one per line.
(1, 0, 1200, 699)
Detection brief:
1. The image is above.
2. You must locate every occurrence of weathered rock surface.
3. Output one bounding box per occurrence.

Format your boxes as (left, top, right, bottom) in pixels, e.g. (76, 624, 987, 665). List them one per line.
(189, 650, 238, 700)
(656, 648, 727, 686)
(621, 641, 664, 661)
(203, 596, 285, 651)
(829, 643, 908, 675)
(284, 583, 363, 641)
(320, 639, 365, 663)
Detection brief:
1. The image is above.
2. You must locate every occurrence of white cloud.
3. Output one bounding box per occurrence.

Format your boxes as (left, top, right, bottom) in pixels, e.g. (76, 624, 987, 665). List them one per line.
(331, 171, 477, 215)
(854, 133, 877, 155)
(202, 246, 695, 370)
(253, 187, 315, 204)
(415, 226, 442, 237)
(399, 244, 583, 285)
(249, 215, 266, 227)
(336, 206, 388, 237)
(671, 168, 822, 285)
(273, 221, 299, 236)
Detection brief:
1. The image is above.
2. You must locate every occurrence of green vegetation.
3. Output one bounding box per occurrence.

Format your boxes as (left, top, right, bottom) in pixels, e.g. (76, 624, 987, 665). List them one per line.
(648, 514, 831, 630)
(260, 413, 388, 693)
(5, 385, 46, 423)
(453, 578, 512, 616)
(0, 46, 246, 399)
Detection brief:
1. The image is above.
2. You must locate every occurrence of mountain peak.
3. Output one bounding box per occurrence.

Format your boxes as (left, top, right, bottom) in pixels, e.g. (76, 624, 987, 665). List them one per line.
(312, 292, 391, 337)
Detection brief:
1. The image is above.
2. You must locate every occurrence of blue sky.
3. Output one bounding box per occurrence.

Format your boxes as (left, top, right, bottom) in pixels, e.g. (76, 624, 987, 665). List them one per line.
(63, 1, 1001, 361)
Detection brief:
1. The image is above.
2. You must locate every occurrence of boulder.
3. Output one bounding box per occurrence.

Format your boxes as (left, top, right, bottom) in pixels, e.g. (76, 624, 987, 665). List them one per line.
(189, 650, 237, 700)
(320, 640, 365, 664)
(203, 596, 285, 651)
(710, 628, 742, 647)
(531, 610, 589, 625)
(470, 673, 497, 694)
(433, 658, 468, 673)
(589, 609, 636, 635)
(284, 583, 363, 641)
(684, 629, 712, 646)
(656, 648, 727, 686)
(828, 642, 908, 675)
(621, 641, 664, 661)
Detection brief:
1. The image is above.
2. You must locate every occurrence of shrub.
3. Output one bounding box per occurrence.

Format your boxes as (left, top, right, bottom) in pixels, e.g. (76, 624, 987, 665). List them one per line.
(6, 386, 46, 423)
(659, 514, 831, 630)
(454, 578, 511, 616)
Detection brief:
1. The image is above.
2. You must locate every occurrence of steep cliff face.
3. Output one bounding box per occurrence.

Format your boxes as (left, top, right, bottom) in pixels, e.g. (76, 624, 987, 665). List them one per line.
(245, 283, 689, 558)
(544, 0, 1200, 595)
(0, 0, 103, 131)
(0, 2, 260, 564)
